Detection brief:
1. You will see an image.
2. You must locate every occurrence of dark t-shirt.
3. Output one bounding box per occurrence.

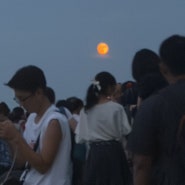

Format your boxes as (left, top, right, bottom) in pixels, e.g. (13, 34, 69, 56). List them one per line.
(127, 80, 185, 185)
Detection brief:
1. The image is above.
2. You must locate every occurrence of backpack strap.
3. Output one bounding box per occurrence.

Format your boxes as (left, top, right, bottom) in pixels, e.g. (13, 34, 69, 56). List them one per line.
(19, 133, 40, 183)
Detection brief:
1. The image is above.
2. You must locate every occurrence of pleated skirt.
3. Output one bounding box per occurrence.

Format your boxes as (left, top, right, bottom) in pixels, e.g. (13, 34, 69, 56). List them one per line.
(84, 140, 132, 185)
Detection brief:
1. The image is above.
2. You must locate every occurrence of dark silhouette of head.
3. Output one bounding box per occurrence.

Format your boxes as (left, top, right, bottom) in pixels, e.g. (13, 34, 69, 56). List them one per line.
(120, 81, 138, 106)
(132, 48, 161, 83)
(9, 106, 25, 122)
(46, 87, 55, 104)
(0, 102, 10, 117)
(85, 71, 116, 110)
(5, 65, 47, 93)
(66, 97, 84, 114)
(159, 34, 185, 76)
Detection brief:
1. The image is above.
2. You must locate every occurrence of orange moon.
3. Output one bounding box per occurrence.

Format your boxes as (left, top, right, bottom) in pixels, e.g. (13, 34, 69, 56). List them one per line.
(97, 42, 109, 55)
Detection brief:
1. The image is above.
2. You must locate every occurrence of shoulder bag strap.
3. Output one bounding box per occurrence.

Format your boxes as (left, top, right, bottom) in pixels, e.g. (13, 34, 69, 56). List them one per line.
(19, 133, 40, 183)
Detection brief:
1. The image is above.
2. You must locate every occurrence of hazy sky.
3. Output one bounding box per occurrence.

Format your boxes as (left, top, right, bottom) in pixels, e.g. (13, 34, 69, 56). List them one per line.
(1, 0, 185, 108)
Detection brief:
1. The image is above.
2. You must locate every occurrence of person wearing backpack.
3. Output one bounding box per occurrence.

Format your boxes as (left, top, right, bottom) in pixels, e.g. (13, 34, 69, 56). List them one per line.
(127, 35, 185, 185)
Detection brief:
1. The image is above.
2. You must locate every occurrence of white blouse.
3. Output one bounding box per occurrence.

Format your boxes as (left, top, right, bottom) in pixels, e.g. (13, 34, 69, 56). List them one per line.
(75, 101, 131, 143)
(23, 105, 72, 185)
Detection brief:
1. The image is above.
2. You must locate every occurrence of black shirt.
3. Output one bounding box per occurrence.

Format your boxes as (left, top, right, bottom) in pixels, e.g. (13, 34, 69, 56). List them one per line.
(127, 80, 185, 185)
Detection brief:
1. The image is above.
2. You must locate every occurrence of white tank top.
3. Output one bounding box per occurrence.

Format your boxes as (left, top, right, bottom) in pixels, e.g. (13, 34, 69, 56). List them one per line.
(23, 105, 72, 185)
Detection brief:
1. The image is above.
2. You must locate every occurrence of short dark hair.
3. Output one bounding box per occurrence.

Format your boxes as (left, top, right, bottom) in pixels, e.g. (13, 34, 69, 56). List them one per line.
(66, 97, 84, 113)
(159, 34, 185, 75)
(5, 65, 47, 92)
(120, 81, 138, 106)
(0, 102, 10, 116)
(46, 87, 55, 104)
(9, 106, 25, 122)
(132, 49, 161, 82)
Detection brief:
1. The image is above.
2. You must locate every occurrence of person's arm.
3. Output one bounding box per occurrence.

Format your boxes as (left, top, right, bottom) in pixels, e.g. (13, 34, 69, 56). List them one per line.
(132, 154, 152, 185)
(0, 120, 27, 167)
(0, 119, 62, 174)
(127, 96, 164, 184)
(75, 109, 89, 144)
(20, 119, 62, 173)
(68, 117, 77, 132)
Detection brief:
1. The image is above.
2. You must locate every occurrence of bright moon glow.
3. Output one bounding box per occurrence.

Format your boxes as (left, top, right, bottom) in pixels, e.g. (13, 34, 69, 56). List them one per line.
(97, 42, 109, 55)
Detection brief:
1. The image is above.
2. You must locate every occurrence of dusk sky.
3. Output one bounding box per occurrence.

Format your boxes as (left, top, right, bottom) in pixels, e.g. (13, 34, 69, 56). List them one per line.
(1, 0, 185, 108)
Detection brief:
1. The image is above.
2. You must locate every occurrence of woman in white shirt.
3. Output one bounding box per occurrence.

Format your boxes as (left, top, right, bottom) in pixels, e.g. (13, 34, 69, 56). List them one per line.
(75, 71, 132, 185)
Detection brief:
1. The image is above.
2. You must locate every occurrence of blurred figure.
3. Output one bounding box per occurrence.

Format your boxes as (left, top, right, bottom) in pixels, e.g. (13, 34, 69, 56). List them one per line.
(45, 86, 55, 104)
(67, 97, 84, 131)
(56, 99, 72, 119)
(131, 48, 168, 107)
(9, 106, 26, 135)
(128, 35, 185, 185)
(132, 48, 161, 83)
(112, 82, 122, 103)
(120, 81, 138, 125)
(0, 102, 12, 176)
(121, 81, 138, 107)
(67, 97, 86, 185)
(0, 102, 10, 122)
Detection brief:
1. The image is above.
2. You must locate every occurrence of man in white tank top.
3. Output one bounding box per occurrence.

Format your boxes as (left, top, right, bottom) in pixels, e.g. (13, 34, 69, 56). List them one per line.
(0, 65, 72, 185)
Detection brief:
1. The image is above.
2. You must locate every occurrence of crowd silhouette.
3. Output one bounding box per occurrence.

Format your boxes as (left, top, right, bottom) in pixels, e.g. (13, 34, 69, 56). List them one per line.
(0, 34, 185, 185)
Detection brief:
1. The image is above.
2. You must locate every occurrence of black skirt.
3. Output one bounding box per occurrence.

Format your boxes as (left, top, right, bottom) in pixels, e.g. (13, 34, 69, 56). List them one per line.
(84, 140, 132, 185)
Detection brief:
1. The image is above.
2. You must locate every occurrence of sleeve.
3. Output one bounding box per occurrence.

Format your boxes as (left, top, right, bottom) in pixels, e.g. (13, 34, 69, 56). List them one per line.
(127, 95, 163, 155)
(119, 107, 132, 136)
(75, 109, 89, 144)
(42, 112, 68, 140)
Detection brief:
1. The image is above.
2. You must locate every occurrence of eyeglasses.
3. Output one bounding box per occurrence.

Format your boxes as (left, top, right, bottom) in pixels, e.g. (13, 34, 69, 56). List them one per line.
(13, 94, 33, 104)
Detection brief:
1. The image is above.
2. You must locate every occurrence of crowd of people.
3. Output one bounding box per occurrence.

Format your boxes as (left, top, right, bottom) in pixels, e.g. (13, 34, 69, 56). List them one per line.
(0, 34, 185, 185)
